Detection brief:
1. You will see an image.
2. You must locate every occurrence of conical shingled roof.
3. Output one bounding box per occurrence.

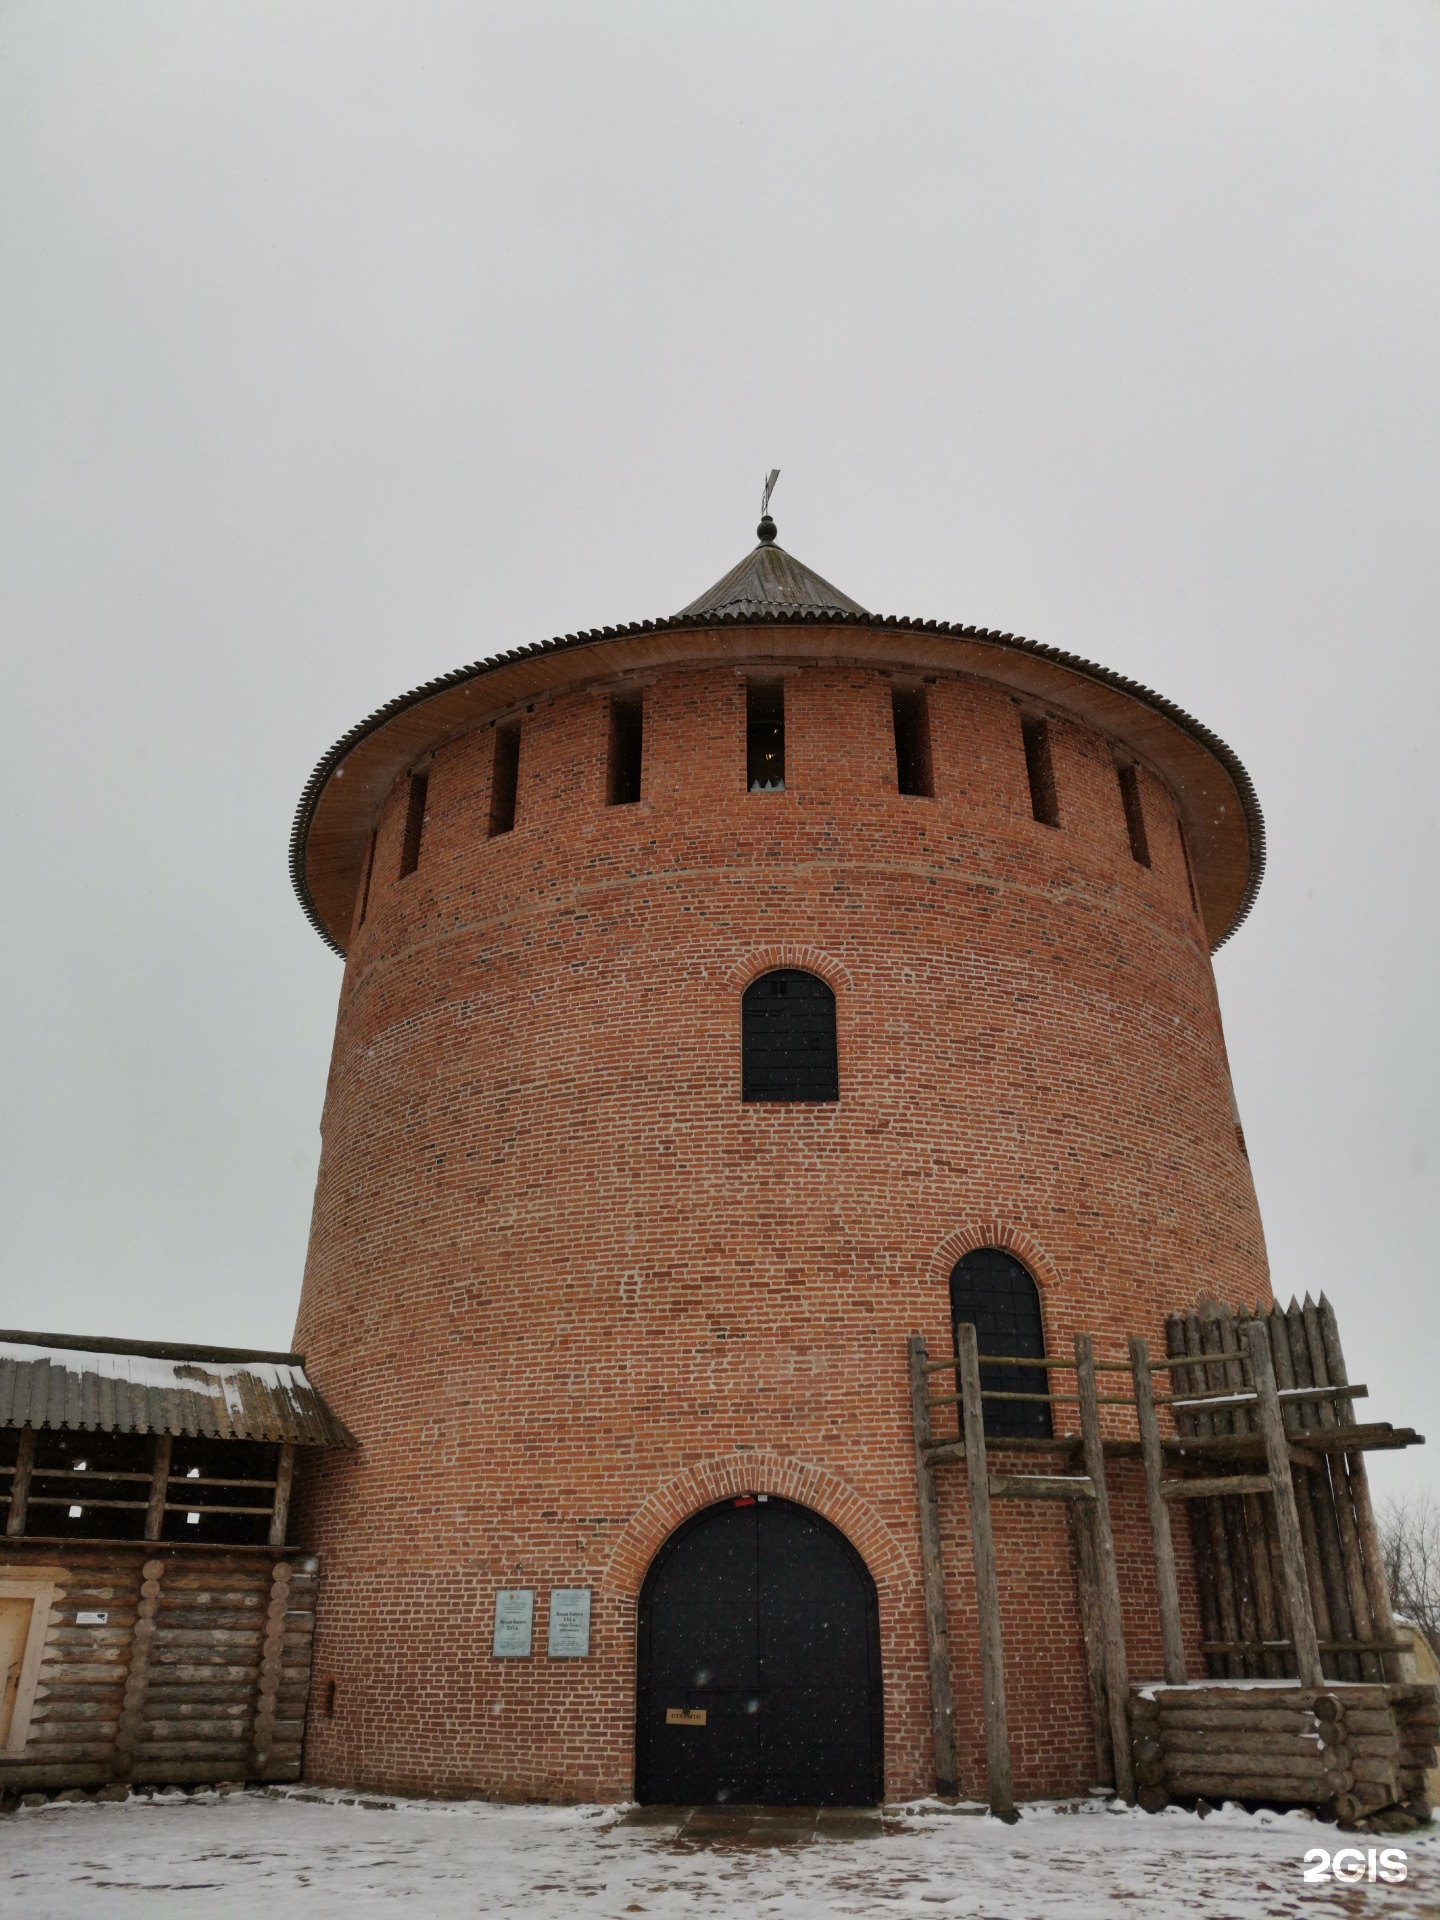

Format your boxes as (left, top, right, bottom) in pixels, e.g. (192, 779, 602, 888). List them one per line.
(678, 532, 868, 619)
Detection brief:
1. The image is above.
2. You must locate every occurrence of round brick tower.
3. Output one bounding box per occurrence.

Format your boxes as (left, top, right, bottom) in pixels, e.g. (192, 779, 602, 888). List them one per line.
(288, 513, 1268, 1805)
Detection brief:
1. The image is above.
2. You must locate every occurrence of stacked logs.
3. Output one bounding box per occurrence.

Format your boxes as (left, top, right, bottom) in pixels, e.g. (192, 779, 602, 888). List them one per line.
(1131, 1684, 1438, 1825)
(1131, 1688, 1353, 1812)
(1392, 1687, 1440, 1825)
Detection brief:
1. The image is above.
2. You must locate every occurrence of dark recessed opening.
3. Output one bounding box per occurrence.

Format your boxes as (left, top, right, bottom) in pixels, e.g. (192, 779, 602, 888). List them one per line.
(324, 1679, 338, 1718)
(608, 693, 644, 806)
(741, 969, 838, 1102)
(399, 772, 428, 878)
(1117, 763, 1151, 867)
(950, 1248, 1052, 1441)
(1179, 821, 1200, 915)
(1021, 715, 1059, 827)
(746, 679, 785, 792)
(489, 725, 521, 837)
(892, 684, 933, 797)
(357, 830, 377, 928)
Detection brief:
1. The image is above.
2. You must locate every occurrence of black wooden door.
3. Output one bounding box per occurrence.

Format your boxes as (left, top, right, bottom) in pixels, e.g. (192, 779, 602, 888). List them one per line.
(636, 1497, 882, 1806)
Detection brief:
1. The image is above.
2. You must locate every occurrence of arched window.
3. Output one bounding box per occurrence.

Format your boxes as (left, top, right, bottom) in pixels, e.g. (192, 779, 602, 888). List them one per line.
(741, 970, 838, 1103)
(949, 1247, 1051, 1440)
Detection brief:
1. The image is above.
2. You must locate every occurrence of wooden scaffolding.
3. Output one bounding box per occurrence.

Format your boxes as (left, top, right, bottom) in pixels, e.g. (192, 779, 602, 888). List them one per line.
(907, 1294, 1427, 1820)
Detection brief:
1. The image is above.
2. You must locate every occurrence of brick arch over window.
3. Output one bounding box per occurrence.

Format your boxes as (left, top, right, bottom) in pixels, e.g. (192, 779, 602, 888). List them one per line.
(926, 1222, 1065, 1302)
(725, 946, 855, 998)
(598, 1453, 914, 1606)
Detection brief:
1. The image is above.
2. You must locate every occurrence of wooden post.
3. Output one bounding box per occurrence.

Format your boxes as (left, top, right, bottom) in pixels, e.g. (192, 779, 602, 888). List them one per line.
(1186, 1310, 1242, 1676)
(1317, 1293, 1402, 1679)
(1301, 1297, 1379, 1679)
(269, 1443, 297, 1550)
(1070, 1500, 1115, 1788)
(907, 1335, 958, 1796)
(144, 1431, 172, 1542)
(1270, 1303, 1333, 1676)
(5, 1426, 34, 1536)
(1129, 1336, 1187, 1684)
(956, 1322, 1014, 1819)
(1075, 1332, 1134, 1801)
(1245, 1321, 1323, 1687)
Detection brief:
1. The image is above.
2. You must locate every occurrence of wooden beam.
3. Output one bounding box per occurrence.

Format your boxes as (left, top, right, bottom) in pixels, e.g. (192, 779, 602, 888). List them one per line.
(988, 1474, 1095, 1500)
(1129, 1336, 1187, 1684)
(269, 1444, 296, 1549)
(956, 1323, 1014, 1819)
(907, 1334, 958, 1796)
(1245, 1321, 1323, 1687)
(1161, 1474, 1274, 1501)
(5, 1426, 34, 1537)
(144, 1432, 173, 1542)
(1075, 1332, 1134, 1800)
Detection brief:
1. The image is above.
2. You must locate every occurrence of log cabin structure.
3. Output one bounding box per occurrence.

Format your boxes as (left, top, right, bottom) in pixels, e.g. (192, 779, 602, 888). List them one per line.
(0, 1330, 352, 1792)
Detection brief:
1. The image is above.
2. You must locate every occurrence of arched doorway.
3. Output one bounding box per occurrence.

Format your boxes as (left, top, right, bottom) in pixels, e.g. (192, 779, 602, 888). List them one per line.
(636, 1496, 883, 1806)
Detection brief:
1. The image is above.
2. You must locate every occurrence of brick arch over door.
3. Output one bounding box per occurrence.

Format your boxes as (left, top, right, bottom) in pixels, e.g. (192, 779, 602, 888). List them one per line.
(598, 1453, 913, 1607)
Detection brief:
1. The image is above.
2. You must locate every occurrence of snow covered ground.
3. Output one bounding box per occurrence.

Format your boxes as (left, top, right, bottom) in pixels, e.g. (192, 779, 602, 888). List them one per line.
(4, 1787, 1438, 1920)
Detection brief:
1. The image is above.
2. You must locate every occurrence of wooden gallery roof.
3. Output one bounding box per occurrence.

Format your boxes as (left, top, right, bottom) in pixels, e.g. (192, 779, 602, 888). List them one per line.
(0, 1330, 355, 1448)
(291, 530, 1266, 959)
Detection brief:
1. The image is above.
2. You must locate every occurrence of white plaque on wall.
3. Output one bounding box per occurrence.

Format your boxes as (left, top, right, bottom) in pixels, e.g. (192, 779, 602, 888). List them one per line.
(547, 1587, 592, 1658)
(492, 1588, 534, 1657)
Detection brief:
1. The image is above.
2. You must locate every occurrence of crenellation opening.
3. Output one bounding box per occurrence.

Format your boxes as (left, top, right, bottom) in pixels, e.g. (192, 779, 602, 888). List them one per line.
(892, 684, 933, 797)
(356, 830, 377, 928)
(607, 693, 644, 805)
(489, 724, 521, 836)
(746, 679, 785, 792)
(1020, 714, 1059, 827)
(398, 773, 428, 877)
(1116, 762, 1151, 867)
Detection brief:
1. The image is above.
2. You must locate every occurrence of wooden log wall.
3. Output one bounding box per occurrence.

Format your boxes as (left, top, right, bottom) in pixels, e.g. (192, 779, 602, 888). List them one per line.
(1130, 1683, 1440, 1828)
(1165, 1294, 1398, 1684)
(0, 1545, 318, 1793)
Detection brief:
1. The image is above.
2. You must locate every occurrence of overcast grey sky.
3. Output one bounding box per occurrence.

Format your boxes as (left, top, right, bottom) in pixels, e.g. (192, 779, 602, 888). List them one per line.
(1, 2, 1436, 1497)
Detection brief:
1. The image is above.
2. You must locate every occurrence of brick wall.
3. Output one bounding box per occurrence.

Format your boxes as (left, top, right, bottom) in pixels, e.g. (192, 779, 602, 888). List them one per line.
(291, 651, 1267, 1802)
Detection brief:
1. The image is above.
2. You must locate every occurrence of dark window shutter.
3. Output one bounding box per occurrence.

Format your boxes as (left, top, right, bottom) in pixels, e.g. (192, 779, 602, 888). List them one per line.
(949, 1248, 1051, 1440)
(741, 970, 838, 1103)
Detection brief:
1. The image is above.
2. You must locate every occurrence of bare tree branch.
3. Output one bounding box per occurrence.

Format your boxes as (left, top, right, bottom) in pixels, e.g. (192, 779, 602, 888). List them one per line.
(1379, 1491, 1440, 1662)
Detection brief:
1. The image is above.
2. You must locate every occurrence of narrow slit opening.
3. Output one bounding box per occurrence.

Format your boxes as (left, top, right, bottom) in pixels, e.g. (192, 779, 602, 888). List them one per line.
(607, 693, 643, 805)
(398, 773, 428, 878)
(1117, 763, 1151, 867)
(357, 830, 377, 927)
(892, 685, 933, 797)
(489, 725, 520, 837)
(1021, 715, 1059, 827)
(1178, 820, 1200, 914)
(746, 679, 785, 792)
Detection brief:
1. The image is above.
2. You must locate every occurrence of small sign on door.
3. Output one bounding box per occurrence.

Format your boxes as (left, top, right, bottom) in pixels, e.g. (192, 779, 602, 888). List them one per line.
(665, 1708, 706, 1727)
(547, 1588, 591, 1658)
(492, 1589, 534, 1658)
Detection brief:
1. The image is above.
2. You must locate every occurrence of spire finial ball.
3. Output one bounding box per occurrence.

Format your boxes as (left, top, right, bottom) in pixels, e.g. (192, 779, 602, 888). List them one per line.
(757, 515, 777, 545)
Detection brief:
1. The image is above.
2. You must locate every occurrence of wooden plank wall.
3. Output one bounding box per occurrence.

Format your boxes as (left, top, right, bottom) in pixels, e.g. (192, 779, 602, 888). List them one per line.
(0, 1546, 317, 1792)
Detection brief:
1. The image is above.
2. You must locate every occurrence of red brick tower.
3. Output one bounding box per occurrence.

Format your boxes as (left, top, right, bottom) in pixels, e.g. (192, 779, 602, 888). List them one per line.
(289, 509, 1267, 1803)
